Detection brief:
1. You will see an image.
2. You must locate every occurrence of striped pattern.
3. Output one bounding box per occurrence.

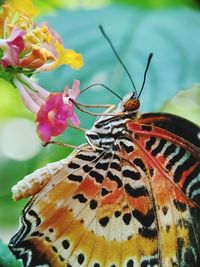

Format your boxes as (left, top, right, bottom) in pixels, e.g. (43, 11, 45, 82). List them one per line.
(9, 102, 200, 266)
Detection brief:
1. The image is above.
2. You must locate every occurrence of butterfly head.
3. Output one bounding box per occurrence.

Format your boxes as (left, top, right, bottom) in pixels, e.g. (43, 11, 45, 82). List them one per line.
(117, 92, 140, 113)
(123, 92, 140, 112)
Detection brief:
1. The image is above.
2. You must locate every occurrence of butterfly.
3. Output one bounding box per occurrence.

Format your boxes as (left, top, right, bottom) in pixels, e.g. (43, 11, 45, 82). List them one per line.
(9, 27, 200, 267)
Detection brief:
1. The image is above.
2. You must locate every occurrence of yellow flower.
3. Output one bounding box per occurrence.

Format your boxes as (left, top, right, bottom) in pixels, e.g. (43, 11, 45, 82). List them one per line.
(38, 40, 83, 72)
(64, 49, 84, 70)
(25, 25, 53, 45)
(53, 40, 83, 70)
(0, 0, 37, 37)
(8, 0, 37, 17)
(0, 4, 10, 36)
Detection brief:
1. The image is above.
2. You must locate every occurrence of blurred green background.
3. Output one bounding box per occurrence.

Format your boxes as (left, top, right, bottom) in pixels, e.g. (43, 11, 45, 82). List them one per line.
(0, 0, 200, 265)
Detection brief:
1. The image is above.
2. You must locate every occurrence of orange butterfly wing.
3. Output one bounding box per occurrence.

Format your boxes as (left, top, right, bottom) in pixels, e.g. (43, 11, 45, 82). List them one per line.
(9, 117, 200, 267)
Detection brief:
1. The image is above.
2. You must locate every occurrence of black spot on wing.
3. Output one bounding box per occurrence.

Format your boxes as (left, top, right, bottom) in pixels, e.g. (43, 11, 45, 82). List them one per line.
(83, 164, 93, 172)
(125, 184, 148, 198)
(166, 147, 185, 171)
(141, 258, 159, 267)
(68, 162, 80, 169)
(68, 173, 83, 182)
(107, 171, 122, 188)
(163, 144, 176, 158)
(101, 188, 110, 196)
(77, 253, 85, 264)
(133, 158, 146, 172)
(132, 208, 155, 227)
(76, 153, 97, 161)
(90, 170, 104, 183)
(30, 231, 43, 237)
(110, 161, 121, 171)
(182, 164, 200, 195)
(99, 216, 109, 227)
(73, 193, 87, 203)
(145, 137, 156, 151)
(151, 139, 167, 157)
(62, 239, 70, 249)
(174, 155, 196, 183)
(120, 140, 134, 153)
(90, 199, 98, 210)
(123, 169, 141, 180)
(96, 161, 109, 170)
(173, 200, 187, 212)
(123, 213, 132, 225)
(115, 211, 121, 217)
(126, 259, 134, 267)
(139, 227, 157, 239)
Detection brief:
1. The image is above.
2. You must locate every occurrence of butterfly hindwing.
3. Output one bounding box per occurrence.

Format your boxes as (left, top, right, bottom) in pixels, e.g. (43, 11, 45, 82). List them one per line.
(10, 140, 162, 267)
(9, 112, 200, 267)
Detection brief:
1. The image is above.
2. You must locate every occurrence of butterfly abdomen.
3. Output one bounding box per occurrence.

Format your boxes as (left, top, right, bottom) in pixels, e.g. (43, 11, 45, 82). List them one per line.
(12, 160, 68, 201)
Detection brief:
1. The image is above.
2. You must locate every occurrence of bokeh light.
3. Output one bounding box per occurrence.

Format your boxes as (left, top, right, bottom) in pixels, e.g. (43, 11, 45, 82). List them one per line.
(0, 118, 42, 161)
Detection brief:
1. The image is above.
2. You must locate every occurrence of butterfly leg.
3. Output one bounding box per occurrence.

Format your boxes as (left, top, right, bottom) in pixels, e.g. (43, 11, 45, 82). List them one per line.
(75, 102, 116, 113)
(44, 140, 94, 152)
(71, 100, 121, 117)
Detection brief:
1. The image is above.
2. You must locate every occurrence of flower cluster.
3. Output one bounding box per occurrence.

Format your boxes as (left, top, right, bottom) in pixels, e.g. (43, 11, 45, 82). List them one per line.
(0, 0, 83, 143)
(0, 0, 83, 71)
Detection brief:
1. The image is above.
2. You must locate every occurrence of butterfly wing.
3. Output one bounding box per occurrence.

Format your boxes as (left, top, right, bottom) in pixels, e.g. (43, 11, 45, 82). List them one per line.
(128, 116, 200, 266)
(9, 113, 200, 267)
(137, 112, 200, 147)
(9, 142, 161, 267)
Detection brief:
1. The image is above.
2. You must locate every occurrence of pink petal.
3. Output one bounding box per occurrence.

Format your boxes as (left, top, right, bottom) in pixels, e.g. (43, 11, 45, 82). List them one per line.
(8, 28, 25, 53)
(0, 28, 25, 67)
(51, 119, 68, 136)
(36, 92, 71, 141)
(69, 80, 80, 99)
(70, 113, 80, 126)
(43, 93, 63, 113)
(37, 123, 52, 143)
(13, 79, 40, 114)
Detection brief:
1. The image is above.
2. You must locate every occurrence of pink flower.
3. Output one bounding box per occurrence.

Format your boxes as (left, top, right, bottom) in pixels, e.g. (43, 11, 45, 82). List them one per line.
(0, 27, 25, 67)
(36, 93, 72, 142)
(13, 74, 80, 143)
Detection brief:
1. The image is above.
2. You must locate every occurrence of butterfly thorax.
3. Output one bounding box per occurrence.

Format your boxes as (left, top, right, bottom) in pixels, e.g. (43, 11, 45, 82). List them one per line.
(85, 92, 140, 151)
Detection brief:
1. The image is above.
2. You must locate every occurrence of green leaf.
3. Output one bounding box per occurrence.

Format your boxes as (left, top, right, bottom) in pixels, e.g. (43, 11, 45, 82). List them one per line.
(0, 240, 22, 267)
(161, 84, 200, 126)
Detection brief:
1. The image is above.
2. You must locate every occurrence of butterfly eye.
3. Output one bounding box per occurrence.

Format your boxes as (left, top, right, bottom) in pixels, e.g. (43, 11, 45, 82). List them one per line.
(124, 98, 140, 111)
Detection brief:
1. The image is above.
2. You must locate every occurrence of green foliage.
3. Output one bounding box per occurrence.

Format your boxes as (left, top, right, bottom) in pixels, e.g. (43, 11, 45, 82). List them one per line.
(32, 0, 200, 10)
(0, 240, 22, 267)
(0, 79, 33, 119)
(161, 84, 200, 126)
(112, 0, 199, 8)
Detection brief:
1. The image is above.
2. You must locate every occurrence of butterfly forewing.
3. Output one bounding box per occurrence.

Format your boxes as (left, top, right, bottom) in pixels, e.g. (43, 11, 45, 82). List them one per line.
(128, 119, 200, 266)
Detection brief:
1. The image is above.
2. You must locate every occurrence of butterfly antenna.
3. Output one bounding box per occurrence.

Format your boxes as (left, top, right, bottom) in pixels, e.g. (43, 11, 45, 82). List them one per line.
(99, 25, 137, 95)
(137, 53, 153, 98)
(80, 83, 122, 100)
